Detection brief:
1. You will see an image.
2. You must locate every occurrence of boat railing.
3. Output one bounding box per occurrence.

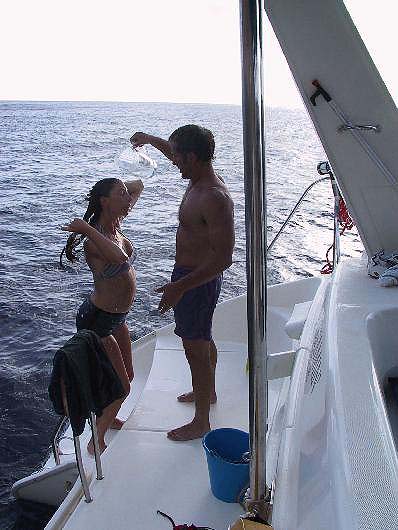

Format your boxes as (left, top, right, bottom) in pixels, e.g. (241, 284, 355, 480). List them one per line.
(267, 162, 341, 270)
(50, 412, 104, 503)
(51, 416, 69, 466)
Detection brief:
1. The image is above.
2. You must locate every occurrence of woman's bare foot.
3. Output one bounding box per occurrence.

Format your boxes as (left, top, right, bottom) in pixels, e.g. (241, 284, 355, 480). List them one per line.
(87, 438, 107, 455)
(110, 417, 125, 430)
(167, 421, 210, 442)
(177, 391, 217, 404)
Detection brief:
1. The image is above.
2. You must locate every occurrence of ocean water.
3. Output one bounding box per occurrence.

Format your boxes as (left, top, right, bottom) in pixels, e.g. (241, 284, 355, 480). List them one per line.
(0, 101, 363, 529)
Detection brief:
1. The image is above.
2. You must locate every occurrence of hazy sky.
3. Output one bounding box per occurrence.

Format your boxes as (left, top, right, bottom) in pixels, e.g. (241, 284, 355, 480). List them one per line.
(2, 1, 397, 107)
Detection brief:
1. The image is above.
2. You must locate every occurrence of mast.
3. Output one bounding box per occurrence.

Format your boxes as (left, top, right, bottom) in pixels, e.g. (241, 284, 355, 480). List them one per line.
(239, 0, 271, 521)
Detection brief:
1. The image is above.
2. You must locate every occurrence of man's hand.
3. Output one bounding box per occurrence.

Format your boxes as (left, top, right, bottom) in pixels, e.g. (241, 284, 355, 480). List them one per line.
(130, 131, 174, 161)
(61, 218, 91, 235)
(156, 282, 185, 314)
(130, 131, 151, 148)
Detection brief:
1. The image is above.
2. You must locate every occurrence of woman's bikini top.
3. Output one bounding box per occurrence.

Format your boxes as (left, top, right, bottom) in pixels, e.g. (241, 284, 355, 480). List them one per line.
(94, 249, 137, 281)
(93, 225, 137, 281)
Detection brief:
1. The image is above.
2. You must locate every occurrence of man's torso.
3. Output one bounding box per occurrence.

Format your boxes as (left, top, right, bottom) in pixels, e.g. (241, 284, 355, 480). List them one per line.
(176, 176, 231, 268)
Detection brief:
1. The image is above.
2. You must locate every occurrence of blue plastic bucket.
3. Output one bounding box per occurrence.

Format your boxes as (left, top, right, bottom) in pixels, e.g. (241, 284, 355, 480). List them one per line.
(202, 428, 250, 503)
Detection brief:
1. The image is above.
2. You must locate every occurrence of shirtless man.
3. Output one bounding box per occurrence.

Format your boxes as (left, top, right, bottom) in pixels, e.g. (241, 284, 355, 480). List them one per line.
(131, 125, 235, 441)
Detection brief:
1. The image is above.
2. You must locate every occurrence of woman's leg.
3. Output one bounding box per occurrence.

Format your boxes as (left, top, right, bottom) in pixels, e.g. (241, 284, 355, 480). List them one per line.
(87, 398, 124, 454)
(101, 334, 131, 394)
(110, 324, 134, 428)
(113, 323, 134, 382)
(87, 334, 130, 452)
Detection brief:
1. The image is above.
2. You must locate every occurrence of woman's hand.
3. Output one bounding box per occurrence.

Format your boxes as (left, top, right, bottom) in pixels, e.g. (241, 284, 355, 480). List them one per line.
(61, 218, 91, 235)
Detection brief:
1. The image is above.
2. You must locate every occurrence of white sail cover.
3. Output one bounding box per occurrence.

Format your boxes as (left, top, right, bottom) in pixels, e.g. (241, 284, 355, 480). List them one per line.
(265, 0, 398, 257)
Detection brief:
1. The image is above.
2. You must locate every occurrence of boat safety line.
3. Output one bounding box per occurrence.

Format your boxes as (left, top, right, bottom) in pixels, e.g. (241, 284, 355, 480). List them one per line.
(157, 509, 215, 530)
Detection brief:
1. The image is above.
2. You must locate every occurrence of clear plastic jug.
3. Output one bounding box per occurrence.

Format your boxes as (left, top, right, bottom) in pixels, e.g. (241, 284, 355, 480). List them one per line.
(116, 146, 157, 178)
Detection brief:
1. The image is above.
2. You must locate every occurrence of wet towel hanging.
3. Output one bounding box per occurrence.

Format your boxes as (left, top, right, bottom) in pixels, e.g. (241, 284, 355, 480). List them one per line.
(48, 329, 125, 435)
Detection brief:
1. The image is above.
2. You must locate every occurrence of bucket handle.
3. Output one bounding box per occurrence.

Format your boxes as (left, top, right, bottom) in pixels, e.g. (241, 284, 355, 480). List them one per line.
(207, 448, 251, 464)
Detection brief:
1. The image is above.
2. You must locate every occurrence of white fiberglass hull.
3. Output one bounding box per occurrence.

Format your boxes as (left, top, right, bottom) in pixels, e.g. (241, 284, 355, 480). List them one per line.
(271, 258, 398, 530)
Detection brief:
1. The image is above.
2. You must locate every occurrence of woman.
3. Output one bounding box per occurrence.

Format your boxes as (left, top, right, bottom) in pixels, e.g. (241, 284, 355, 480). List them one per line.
(61, 177, 143, 453)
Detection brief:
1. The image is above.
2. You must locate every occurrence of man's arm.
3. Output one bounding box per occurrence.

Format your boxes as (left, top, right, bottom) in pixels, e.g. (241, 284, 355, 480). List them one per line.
(157, 190, 235, 313)
(130, 132, 173, 161)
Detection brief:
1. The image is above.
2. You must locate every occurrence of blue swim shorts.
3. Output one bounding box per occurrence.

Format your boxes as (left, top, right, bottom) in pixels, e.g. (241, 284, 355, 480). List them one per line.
(171, 266, 222, 341)
(76, 298, 127, 338)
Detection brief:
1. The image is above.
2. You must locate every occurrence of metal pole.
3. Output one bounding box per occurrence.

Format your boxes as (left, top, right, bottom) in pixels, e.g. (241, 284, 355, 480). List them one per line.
(51, 415, 69, 465)
(330, 175, 341, 269)
(73, 436, 92, 503)
(90, 412, 104, 480)
(239, 0, 270, 520)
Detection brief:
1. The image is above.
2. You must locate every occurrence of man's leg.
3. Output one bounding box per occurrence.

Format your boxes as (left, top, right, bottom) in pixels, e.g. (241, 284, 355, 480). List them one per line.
(177, 339, 217, 403)
(167, 338, 212, 441)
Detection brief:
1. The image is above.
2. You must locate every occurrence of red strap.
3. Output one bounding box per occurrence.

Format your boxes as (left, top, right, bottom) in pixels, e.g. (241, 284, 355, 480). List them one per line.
(338, 198, 354, 230)
(320, 197, 354, 274)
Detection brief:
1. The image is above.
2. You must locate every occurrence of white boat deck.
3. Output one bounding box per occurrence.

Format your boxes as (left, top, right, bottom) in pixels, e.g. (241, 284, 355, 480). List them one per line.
(45, 285, 317, 529)
(60, 331, 250, 529)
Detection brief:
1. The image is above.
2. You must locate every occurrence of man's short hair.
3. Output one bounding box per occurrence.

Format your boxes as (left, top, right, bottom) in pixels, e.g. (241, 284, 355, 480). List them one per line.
(169, 124, 215, 162)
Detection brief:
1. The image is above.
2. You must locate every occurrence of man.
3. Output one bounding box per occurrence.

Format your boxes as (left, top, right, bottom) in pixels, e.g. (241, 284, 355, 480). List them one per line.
(130, 125, 235, 441)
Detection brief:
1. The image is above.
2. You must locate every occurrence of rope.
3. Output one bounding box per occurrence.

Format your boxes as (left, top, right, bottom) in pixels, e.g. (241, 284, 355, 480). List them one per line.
(157, 510, 216, 530)
(321, 197, 354, 274)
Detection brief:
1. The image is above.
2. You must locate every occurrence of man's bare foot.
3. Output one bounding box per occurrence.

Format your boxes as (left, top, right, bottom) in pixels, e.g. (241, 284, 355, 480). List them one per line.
(177, 391, 217, 404)
(110, 418, 125, 430)
(87, 438, 107, 455)
(167, 421, 210, 442)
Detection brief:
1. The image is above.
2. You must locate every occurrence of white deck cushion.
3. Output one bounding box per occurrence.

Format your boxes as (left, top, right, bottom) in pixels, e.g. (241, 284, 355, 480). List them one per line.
(284, 300, 312, 340)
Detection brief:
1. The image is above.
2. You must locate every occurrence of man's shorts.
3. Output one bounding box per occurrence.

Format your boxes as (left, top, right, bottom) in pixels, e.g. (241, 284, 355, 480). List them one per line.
(76, 298, 128, 338)
(171, 266, 222, 341)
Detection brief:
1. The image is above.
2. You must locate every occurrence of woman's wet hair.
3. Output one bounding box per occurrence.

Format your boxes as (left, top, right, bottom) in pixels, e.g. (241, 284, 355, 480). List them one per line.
(60, 178, 120, 266)
(169, 124, 215, 162)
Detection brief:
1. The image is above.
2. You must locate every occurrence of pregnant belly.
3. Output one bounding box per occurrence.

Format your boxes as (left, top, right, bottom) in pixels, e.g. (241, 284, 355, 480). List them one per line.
(92, 271, 136, 313)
